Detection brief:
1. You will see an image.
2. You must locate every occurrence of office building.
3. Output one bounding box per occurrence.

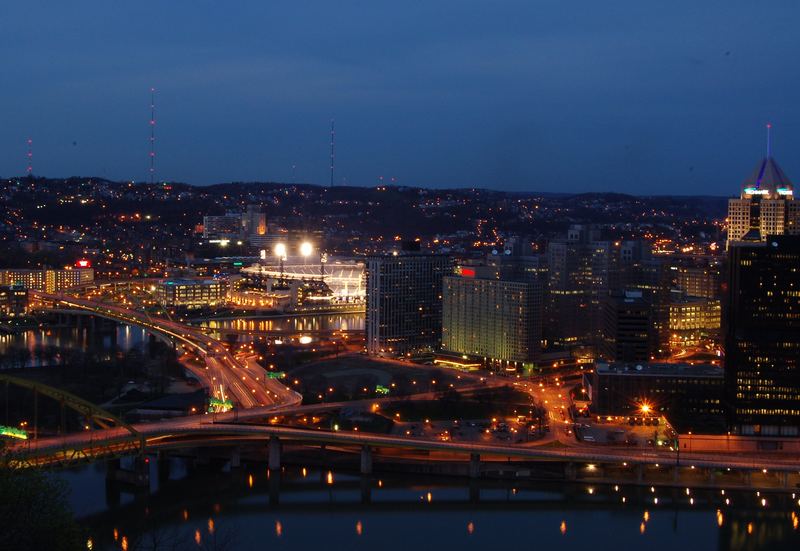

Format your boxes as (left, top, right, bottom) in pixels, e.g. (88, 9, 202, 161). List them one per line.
(545, 225, 662, 353)
(365, 251, 451, 356)
(0, 285, 28, 317)
(668, 292, 721, 351)
(0, 267, 94, 293)
(202, 204, 268, 245)
(672, 260, 722, 300)
(725, 235, 800, 436)
(202, 212, 243, 239)
(601, 290, 655, 362)
(442, 262, 543, 367)
(588, 362, 725, 432)
(154, 279, 227, 308)
(726, 155, 798, 248)
(242, 204, 267, 243)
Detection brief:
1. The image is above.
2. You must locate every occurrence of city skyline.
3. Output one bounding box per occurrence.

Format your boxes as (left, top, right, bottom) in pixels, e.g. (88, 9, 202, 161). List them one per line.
(2, 2, 799, 194)
(4, 4, 800, 550)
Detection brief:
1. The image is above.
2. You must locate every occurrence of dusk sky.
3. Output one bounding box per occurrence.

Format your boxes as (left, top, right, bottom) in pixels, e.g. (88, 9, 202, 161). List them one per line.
(2, 1, 799, 194)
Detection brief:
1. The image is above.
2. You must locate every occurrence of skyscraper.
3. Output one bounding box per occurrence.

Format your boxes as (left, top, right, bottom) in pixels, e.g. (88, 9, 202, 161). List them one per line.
(601, 290, 654, 363)
(442, 261, 544, 368)
(727, 156, 798, 248)
(725, 235, 800, 436)
(365, 252, 451, 356)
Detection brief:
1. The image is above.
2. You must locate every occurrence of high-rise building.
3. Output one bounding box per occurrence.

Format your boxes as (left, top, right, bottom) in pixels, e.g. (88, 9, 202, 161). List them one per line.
(0, 268, 94, 293)
(668, 292, 721, 351)
(442, 262, 543, 367)
(725, 235, 800, 436)
(601, 290, 655, 363)
(203, 205, 268, 244)
(365, 252, 451, 356)
(545, 225, 663, 354)
(726, 156, 798, 248)
(545, 225, 607, 345)
(671, 259, 722, 300)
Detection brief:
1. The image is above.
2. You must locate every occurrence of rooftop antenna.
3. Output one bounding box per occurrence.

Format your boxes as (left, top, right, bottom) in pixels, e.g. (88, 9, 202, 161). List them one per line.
(329, 119, 335, 187)
(26, 138, 32, 176)
(766, 122, 772, 158)
(149, 87, 156, 184)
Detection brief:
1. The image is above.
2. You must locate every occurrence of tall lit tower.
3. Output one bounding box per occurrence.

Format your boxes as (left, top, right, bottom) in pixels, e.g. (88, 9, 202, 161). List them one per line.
(26, 138, 32, 176)
(329, 119, 335, 187)
(149, 87, 156, 184)
(726, 124, 798, 248)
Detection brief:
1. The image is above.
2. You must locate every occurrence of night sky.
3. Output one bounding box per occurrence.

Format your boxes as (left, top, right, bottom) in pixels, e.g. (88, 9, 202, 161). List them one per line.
(2, 1, 799, 194)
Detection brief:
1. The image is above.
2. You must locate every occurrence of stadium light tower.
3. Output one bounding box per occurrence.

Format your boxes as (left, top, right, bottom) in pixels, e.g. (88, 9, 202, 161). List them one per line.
(274, 243, 287, 285)
(300, 241, 313, 265)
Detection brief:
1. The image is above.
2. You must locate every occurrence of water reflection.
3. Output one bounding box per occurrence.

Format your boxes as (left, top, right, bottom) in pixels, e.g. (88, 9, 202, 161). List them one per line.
(56, 458, 800, 551)
(0, 325, 149, 370)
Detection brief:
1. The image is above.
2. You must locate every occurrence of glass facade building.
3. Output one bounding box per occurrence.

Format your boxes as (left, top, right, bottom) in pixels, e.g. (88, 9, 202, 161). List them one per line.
(725, 236, 800, 436)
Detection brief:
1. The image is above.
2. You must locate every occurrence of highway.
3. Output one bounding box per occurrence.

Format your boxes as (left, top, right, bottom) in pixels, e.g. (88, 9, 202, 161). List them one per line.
(30, 291, 296, 410)
(13, 411, 800, 474)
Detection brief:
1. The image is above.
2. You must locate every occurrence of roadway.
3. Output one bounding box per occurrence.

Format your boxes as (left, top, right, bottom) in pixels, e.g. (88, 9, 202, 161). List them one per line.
(14, 411, 800, 473)
(30, 291, 294, 410)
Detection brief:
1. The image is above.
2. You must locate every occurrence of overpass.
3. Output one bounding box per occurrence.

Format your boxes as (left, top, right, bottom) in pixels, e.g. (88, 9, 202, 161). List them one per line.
(30, 291, 301, 410)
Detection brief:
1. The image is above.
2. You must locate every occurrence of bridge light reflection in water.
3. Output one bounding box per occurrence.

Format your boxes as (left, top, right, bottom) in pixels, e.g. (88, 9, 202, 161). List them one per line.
(58, 460, 800, 551)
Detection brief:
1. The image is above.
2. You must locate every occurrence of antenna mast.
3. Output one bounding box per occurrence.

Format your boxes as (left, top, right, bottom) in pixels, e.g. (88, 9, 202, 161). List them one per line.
(26, 138, 32, 176)
(149, 87, 156, 184)
(329, 119, 335, 187)
(766, 122, 772, 158)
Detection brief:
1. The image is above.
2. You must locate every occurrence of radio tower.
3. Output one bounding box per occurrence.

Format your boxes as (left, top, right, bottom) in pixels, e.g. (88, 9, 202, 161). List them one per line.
(26, 138, 33, 176)
(149, 87, 156, 184)
(329, 119, 335, 187)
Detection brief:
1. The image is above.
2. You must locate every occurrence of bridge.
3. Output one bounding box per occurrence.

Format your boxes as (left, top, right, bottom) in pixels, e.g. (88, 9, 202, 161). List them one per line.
(30, 291, 301, 410)
(5, 368, 800, 491)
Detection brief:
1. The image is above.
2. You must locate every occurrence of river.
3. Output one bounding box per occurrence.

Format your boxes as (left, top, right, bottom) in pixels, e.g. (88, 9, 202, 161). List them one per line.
(60, 458, 800, 551)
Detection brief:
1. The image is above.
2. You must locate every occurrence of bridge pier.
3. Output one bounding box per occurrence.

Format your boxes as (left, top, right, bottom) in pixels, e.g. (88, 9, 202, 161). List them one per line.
(744, 470, 752, 486)
(360, 477, 372, 504)
(636, 464, 644, 484)
(106, 456, 150, 488)
(157, 452, 171, 486)
(230, 447, 241, 469)
(269, 469, 280, 506)
(565, 462, 577, 481)
(781, 471, 789, 488)
(469, 453, 481, 479)
(707, 468, 716, 485)
(673, 466, 680, 483)
(469, 480, 480, 503)
(360, 445, 373, 475)
(268, 436, 281, 471)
